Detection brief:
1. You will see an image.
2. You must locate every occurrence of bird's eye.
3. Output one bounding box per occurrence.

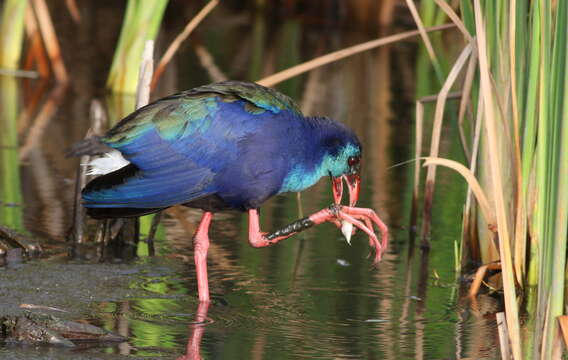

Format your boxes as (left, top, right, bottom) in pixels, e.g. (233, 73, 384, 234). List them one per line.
(348, 156, 360, 166)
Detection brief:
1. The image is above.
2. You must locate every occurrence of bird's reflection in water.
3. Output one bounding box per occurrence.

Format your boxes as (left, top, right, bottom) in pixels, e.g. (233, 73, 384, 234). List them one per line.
(178, 301, 210, 360)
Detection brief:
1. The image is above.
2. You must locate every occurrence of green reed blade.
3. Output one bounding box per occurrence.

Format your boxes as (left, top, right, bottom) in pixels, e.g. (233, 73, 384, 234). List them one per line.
(0, 0, 27, 69)
(107, 0, 167, 94)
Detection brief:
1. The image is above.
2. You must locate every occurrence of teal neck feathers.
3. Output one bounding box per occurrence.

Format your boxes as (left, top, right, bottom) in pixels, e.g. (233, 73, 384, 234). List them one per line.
(279, 143, 360, 193)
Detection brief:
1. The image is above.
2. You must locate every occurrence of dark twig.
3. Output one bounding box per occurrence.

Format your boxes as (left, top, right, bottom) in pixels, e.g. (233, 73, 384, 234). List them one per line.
(70, 101, 106, 247)
(0, 225, 42, 257)
(146, 211, 162, 256)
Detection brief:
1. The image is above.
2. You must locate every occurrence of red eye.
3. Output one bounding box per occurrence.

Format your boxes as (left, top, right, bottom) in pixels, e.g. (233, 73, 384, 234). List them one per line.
(348, 156, 360, 166)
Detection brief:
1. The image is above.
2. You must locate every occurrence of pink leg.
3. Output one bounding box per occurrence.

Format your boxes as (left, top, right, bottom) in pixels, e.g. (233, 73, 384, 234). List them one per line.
(194, 212, 213, 303)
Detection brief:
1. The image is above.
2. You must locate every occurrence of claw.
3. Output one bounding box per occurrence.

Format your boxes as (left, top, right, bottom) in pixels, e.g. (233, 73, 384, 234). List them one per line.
(308, 205, 388, 265)
(335, 206, 389, 264)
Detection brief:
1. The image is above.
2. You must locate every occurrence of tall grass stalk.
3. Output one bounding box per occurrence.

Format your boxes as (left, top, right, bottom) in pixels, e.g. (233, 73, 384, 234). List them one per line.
(107, 0, 167, 94)
(414, 0, 568, 357)
(0, 77, 24, 231)
(0, 0, 27, 69)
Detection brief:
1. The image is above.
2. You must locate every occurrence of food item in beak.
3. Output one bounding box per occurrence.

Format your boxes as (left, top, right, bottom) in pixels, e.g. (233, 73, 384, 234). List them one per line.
(341, 220, 354, 245)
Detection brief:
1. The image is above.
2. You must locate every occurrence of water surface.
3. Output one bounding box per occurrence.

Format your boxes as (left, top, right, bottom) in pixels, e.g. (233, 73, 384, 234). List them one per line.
(0, 2, 499, 359)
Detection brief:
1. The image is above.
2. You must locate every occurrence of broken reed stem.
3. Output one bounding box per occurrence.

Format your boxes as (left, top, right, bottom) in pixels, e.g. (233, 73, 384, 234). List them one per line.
(473, 1, 521, 357)
(405, 0, 443, 82)
(31, 0, 68, 83)
(71, 101, 106, 245)
(421, 43, 472, 242)
(136, 40, 154, 109)
(65, 0, 81, 23)
(411, 91, 461, 232)
(19, 85, 67, 160)
(433, 0, 472, 42)
(466, 95, 499, 262)
(257, 23, 456, 87)
(558, 316, 568, 350)
(137, 40, 162, 256)
(71, 155, 88, 244)
(497, 312, 512, 360)
(23, 5, 50, 78)
(151, 0, 219, 89)
(194, 44, 227, 82)
(457, 41, 478, 162)
(468, 264, 488, 298)
(411, 101, 424, 232)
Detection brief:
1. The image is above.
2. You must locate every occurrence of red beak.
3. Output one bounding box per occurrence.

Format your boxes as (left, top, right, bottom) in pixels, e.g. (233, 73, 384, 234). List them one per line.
(332, 174, 360, 207)
(332, 176, 343, 204)
(345, 174, 360, 207)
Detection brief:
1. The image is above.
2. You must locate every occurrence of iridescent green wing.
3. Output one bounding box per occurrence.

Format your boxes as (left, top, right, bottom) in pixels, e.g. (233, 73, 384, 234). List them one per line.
(103, 81, 302, 153)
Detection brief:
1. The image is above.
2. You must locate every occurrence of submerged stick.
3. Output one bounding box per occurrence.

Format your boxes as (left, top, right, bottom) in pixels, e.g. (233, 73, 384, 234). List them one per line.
(146, 211, 162, 256)
(0, 226, 42, 256)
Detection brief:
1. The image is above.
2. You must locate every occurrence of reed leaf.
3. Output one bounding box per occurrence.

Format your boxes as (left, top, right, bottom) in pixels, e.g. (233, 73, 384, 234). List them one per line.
(405, 0, 444, 82)
(257, 24, 455, 87)
(107, 0, 167, 94)
(422, 157, 494, 227)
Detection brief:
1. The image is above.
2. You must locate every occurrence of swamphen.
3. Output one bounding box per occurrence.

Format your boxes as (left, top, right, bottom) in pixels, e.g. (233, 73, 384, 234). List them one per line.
(78, 81, 388, 302)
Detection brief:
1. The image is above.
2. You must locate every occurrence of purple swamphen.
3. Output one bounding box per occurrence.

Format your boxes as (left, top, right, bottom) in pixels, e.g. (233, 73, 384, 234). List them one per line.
(76, 81, 388, 302)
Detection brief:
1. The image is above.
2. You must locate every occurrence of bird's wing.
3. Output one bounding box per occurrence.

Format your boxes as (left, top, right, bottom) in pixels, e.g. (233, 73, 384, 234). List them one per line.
(186, 81, 302, 116)
(102, 81, 302, 155)
(84, 81, 301, 209)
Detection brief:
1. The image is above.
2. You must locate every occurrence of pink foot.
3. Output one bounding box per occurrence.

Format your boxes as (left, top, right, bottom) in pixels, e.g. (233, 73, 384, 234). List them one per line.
(310, 205, 388, 263)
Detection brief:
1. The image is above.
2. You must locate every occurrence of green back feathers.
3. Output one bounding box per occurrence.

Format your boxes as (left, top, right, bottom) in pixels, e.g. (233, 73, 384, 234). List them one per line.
(188, 81, 302, 115)
(104, 81, 302, 147)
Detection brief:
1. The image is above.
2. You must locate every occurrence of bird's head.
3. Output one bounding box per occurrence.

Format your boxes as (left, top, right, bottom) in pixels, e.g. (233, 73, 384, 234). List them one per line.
(320, 130, 362, 207)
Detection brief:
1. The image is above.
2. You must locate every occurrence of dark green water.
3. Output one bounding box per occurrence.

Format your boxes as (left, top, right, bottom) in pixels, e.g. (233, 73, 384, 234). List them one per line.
(0, 2, 500, 359)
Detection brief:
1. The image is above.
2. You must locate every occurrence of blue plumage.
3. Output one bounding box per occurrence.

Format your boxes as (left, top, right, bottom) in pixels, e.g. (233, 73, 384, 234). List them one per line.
(82, 81, 361, 217)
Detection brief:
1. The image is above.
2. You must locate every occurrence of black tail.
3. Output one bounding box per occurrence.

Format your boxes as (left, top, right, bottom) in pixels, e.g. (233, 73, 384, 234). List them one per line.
(66, 136, 114, 157)
(87, 207, 165, 219)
